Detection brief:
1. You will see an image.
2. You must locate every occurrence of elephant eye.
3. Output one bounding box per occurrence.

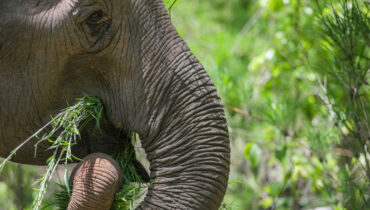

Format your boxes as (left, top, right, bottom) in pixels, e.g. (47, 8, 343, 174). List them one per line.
(87, 10, 104, 25)
(79, 7, 112, 52)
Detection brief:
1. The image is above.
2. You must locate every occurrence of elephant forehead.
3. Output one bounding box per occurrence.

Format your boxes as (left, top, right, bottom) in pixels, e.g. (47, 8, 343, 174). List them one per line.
(27, 0, 77, 28)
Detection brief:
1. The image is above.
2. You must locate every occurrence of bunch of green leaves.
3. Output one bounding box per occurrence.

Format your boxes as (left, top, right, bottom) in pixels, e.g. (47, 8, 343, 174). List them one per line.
(32, 96, 103, 209)
(0, 96, 103, 209)
(110, 178, 148, 210)
(111, 144, 150, 210)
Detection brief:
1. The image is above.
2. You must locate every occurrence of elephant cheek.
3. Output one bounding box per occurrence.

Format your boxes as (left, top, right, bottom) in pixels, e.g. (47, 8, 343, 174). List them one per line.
(68, 153, 123, 210)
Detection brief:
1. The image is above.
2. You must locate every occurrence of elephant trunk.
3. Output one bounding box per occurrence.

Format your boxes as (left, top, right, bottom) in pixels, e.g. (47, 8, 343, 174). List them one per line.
(68, 153, 123, 210)
(136, 51, 230, 209)
(117, 2, 231, 209)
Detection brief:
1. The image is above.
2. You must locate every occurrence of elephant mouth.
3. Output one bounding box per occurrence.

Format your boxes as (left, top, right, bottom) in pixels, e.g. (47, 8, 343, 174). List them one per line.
(65, 104, 150, 209)
(72, 114, 150, 182)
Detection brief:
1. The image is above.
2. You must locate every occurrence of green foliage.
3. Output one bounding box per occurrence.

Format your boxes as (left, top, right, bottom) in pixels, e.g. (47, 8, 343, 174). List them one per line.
(108, 141, 150, 210)
(54, 183, 72, 210)
(167, 0, 369, 209)
(111, 183, 145, 210)
(32, 96, 103, 209)
(313, 0, 370, 208)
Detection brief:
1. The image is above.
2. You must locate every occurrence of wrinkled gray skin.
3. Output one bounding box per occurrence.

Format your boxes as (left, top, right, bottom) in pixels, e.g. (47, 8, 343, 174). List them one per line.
(0, 0, 230, 209)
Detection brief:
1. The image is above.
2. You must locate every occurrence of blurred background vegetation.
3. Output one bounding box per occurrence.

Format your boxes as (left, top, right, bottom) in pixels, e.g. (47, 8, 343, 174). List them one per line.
(1, 0, 369, 209)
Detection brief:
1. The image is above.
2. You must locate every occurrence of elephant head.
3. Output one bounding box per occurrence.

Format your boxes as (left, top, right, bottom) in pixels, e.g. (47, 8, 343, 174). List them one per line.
(0, 0, 230, 209)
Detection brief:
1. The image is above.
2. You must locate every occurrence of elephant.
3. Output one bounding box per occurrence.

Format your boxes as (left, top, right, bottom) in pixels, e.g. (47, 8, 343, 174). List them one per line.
(0, 0, 230, 209)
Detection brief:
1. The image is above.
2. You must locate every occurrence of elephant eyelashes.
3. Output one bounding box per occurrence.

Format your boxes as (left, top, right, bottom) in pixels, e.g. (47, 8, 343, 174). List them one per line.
(86, 10, 111, 33)
(84, 9, 111, 33)
(86, 10, 104, 25)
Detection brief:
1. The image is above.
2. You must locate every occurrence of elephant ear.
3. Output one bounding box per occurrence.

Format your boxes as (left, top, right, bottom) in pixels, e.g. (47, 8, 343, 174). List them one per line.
(68, 153, 123, 210)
